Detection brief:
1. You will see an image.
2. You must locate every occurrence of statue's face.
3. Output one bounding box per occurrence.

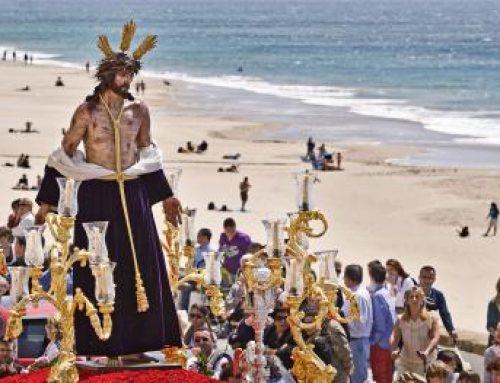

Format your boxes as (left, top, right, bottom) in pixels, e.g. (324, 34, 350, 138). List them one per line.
(112, 69, 134, 95)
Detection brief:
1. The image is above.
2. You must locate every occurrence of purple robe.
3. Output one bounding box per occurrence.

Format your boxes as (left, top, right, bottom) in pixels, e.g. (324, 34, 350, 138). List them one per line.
(36, 166, 182, 356)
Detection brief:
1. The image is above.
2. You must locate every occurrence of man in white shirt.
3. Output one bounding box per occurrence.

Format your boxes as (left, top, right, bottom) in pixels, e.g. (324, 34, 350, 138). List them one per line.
(11, 199, 34, 237)
(186, 328, 231, 379)
(342, 264, 373, 383)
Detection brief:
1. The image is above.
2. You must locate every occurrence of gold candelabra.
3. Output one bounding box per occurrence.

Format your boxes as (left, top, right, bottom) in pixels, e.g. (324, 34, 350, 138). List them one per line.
(4, 213, 115, 383)
(284, 211, 360, 383)
(163, 210, 225, 318)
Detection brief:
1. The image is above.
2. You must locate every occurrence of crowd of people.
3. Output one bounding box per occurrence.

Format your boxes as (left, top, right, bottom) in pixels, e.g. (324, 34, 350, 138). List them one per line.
(178, 140, 209, 154)
(169, 217, 500, 382)
(0, 196, 497, 381)
(304, 137, 343, 171)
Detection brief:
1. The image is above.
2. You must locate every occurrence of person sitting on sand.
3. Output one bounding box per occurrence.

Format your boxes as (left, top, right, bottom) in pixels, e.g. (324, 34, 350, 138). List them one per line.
(223, 153, 241, 160)
(14, 174, 29, 190)
(18, 155, 30, 169)
(55, 76, 64, 87)
(177, 141, 195, 153)
(218, 164, 239, 173)
(457, 226, 469, 238)
(196, 140, 208, 153)
(16, 154, 25, 167)
(23, 121, 32, 133)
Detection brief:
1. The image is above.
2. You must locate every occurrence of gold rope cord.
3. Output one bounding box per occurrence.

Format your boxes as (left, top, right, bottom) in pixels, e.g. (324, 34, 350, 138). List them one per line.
(99, 95, 149, 312)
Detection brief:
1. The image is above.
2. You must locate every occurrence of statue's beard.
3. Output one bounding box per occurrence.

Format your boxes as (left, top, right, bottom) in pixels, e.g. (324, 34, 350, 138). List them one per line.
(109, 83, 134, 101)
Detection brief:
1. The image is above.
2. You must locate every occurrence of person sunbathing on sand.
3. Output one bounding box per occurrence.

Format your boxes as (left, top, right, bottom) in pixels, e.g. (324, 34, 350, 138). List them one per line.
(177, 141, 195, 153)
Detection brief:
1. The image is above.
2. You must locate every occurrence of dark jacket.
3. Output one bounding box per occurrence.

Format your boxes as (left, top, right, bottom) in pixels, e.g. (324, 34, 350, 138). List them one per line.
(425, 287, 455, 333)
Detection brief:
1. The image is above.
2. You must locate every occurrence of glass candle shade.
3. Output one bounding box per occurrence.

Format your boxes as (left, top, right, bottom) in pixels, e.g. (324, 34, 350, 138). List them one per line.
(90, 262, 116, 304)
(180, 208, 196, 247)
(164, 168, 182, 196)
(284, 257, 304, 296)
(315, 250, 339, 284)
(24, 226, 45, 267)
(203, 251, 222, 286)
(83, 222, 109, 265)
(262, 218, 286, 258)
(8, 266, 30, 304)
(56, 178, 81, 217)
(293, 170, 316, 212)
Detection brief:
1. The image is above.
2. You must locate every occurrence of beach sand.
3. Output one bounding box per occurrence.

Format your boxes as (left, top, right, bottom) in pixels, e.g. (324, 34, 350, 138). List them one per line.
(0, 61, 498, 341)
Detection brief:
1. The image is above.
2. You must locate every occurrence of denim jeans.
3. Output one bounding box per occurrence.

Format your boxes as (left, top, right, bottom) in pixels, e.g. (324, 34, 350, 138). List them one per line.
(350, 337, 370, 383)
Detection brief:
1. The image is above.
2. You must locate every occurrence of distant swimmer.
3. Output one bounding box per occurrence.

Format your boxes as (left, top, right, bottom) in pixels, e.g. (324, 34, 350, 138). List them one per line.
(237, 66, 243, 73)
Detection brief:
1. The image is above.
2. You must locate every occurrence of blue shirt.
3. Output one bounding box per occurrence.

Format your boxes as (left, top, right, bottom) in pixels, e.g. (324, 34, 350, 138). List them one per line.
(369, 284, 396, 350)
(343, 285, 373, 339)
(193, 243, 217, 269)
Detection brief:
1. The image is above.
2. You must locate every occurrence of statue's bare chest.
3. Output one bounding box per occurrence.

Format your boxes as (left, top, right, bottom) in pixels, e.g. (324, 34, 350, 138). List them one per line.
(86, 107, 140, 145)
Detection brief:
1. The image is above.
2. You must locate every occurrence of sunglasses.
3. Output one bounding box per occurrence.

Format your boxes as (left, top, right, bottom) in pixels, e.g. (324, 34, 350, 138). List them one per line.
(194, 337, 210, 342)
(275, 316, 288, 321)
(189, 313, 203, 319)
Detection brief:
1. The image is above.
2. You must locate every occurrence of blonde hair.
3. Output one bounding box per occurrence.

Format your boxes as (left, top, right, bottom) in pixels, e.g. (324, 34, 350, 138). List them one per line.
(426, 361, 449, 381)
(395, 372, 426, 383)
(402, 286, 430, 321)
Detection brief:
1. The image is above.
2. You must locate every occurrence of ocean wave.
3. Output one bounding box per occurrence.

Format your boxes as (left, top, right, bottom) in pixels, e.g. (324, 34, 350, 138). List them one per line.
(148, 70, 500, 145)
(5, 45, 500, 146)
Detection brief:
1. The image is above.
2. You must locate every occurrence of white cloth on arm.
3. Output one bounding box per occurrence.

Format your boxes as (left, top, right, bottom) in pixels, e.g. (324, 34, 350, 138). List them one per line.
(342, 284, 373, 338)
(46, 144, 164, 181)
(12, 212, 35, 237)
(395, 276, 415, 309)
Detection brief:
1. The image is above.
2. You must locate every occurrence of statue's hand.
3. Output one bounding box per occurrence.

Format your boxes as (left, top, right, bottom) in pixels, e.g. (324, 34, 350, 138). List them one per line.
(163, 197, 182, 227)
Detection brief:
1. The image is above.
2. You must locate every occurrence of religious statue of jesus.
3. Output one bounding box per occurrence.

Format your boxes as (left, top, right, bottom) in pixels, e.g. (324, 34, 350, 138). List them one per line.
(35, 21, 182, 361)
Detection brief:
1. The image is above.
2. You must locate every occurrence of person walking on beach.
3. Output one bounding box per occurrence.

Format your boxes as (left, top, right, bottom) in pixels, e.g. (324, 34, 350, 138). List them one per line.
(484, 202, 499, 237)
(239, 177, 251, 212)
(306, 137, 315, 160)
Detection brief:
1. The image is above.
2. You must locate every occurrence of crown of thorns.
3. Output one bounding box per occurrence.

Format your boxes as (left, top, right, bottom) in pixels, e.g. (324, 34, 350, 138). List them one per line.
(96, 20, 157, 79)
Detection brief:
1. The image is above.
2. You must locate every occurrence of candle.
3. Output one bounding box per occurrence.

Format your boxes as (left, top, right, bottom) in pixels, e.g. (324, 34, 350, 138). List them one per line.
(183, 214, 191, 246)
(92, 227, 101, 261)
(26, 229, 44, 266)
(64, 179, 74, 214)
(26, 230, 37, 265)
(204, 252, 214, 285)
(271, 222, 279, 256)
(290, 259, 297, 293)
(302, 173, 309, 211)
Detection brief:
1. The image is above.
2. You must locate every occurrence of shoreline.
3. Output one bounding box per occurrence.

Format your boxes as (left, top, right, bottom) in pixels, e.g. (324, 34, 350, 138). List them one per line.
(0, 61, 498, 341)
(4, 55, 500, 170)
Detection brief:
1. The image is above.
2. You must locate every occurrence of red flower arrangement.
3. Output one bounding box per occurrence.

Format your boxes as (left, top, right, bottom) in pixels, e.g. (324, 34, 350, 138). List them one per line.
(0, 369, 225, 383)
